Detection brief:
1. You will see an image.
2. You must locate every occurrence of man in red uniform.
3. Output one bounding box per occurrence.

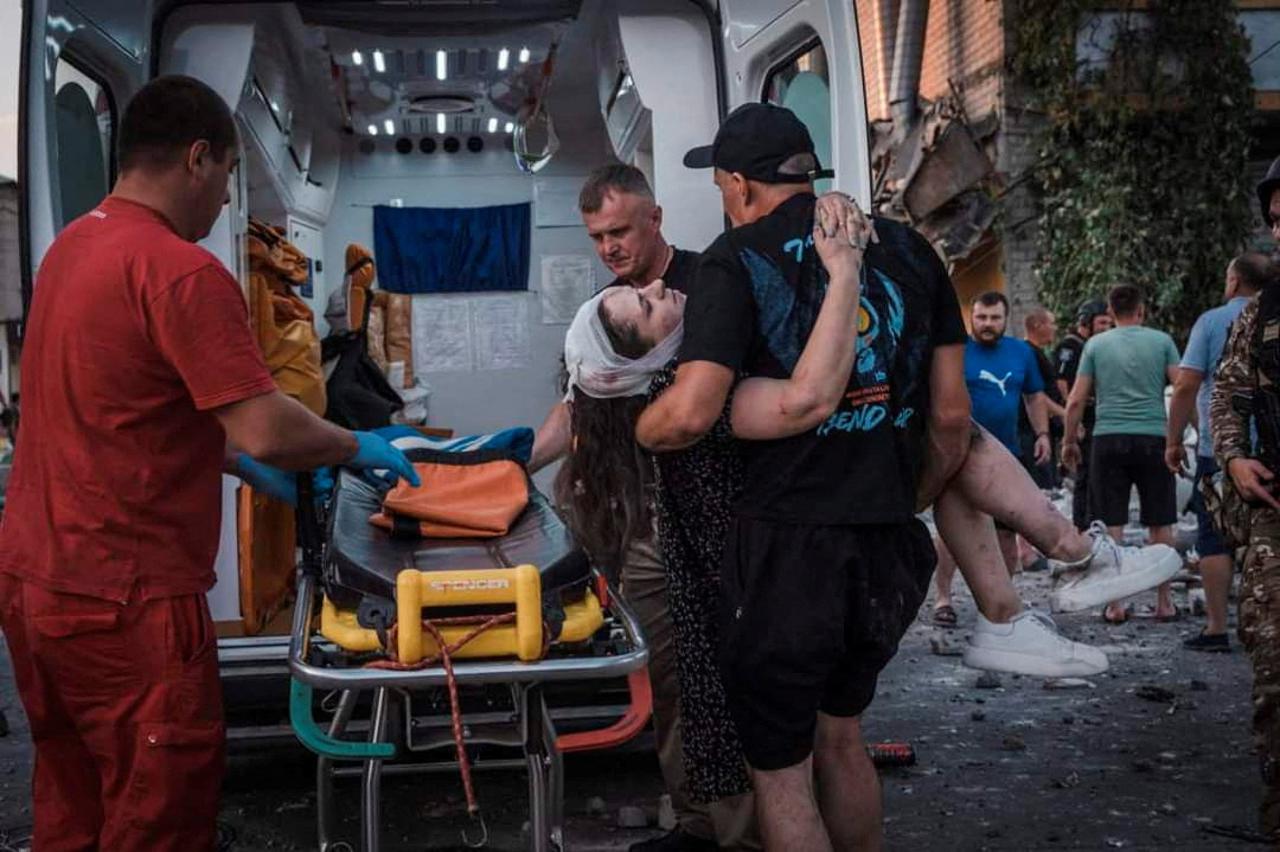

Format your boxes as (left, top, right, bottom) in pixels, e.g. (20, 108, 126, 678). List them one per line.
(0, 75, 417, 851)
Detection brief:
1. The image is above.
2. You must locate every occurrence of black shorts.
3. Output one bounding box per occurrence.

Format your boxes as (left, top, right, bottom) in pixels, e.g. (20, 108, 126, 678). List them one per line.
(718, 517, 935, 771)
(1089, 434, 1176, 527)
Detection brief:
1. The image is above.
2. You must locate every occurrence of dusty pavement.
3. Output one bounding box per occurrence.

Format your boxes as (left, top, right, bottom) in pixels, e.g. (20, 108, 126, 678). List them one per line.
(0, 567, 1267, 851)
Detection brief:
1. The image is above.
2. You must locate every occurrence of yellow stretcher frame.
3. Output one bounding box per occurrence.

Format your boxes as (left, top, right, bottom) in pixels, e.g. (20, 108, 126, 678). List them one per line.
(319, 564, 604, 663)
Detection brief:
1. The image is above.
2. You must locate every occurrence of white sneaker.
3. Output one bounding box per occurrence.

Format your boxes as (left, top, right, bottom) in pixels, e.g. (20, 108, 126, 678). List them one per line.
(963, 609, 1110, 677)
(1049, 522, 1182, 613)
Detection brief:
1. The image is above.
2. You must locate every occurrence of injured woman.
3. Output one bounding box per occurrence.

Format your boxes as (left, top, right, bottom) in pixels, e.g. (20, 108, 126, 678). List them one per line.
(552, 199, 1182, 806)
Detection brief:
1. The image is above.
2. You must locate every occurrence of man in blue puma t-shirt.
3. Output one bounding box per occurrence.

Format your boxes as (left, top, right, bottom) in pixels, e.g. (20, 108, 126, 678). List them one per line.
(965, 291, 1051, 459)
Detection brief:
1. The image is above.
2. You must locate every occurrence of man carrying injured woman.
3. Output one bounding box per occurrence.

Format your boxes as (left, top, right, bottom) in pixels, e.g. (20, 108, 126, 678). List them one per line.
(564, 222, 1173, 681)
(545, 106, 1181, 850)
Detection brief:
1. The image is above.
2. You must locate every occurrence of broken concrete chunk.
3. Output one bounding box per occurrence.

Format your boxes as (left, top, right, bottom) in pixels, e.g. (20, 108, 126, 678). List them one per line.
(1051, 770, 1081, 789)
(1044, 677, 1096, 690)
(930, 635, 964, 657)
(1135, 685, 1176, 703)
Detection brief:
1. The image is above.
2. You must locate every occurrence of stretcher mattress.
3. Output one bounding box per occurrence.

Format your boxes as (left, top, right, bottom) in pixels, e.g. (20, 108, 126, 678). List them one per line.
(325, 466, 590, 608)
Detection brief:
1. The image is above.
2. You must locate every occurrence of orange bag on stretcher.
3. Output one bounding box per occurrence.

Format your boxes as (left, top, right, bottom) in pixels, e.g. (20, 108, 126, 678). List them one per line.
(369, 454, 529, 538)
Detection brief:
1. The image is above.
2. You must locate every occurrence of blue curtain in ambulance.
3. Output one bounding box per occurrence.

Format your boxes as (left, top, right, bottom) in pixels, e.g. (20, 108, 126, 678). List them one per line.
(372, 202, 531, 293)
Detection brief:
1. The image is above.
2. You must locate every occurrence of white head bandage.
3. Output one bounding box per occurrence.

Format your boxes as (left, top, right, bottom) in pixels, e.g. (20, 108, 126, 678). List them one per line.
(563, 288, 683, 401)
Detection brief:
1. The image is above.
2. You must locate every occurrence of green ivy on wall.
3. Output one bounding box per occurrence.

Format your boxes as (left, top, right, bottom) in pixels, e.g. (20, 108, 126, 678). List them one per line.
(1009, 0, 1255, 340)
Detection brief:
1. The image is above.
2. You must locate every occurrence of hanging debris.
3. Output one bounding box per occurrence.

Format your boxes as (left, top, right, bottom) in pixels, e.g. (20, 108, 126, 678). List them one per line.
(872, 94, 1001, 264)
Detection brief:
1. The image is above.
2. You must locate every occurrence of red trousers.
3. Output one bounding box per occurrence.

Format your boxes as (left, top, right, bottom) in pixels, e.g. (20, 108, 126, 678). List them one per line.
(0, 574, 225, 851)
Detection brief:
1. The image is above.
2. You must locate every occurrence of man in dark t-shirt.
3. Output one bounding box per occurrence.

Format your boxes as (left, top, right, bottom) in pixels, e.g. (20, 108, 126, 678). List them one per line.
(1053, 299, 1114, 529)
(1017, 307, 1064, 488)
(635, 104, 968, 850)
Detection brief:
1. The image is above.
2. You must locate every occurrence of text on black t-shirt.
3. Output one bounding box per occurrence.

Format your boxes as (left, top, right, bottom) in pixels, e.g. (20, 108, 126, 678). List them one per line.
(677, 193, 967, 525)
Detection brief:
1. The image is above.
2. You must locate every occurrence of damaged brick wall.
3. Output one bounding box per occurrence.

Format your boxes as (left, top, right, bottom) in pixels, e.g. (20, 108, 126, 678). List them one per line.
(857, 0, 1005, 122)
(995, 0, 1046, 330)
(857, 0, 892, 121)
(996, 104, 1045, 329)
(854, 0, 1048, 330)
(917, 0, 1003, 117)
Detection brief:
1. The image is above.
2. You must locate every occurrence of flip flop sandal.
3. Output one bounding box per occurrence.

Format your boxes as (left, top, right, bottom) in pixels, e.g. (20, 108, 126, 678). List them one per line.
(933, 604, 958, 628)
(1102, 604, 1133, 625)
(1135, 604, 1184, 623)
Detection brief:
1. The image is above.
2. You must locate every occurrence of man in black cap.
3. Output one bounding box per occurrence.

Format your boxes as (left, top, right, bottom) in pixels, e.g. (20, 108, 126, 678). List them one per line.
(636, 103, 971, 850)
(1053, 299, 1114, 530)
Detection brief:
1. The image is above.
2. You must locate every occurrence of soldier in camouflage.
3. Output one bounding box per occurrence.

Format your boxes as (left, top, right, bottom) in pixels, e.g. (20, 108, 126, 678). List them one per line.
(1211, 155, 1280, 839)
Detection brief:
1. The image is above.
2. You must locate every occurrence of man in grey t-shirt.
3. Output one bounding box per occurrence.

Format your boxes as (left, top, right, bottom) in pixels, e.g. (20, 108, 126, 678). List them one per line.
(1063, 284, 1180, 623)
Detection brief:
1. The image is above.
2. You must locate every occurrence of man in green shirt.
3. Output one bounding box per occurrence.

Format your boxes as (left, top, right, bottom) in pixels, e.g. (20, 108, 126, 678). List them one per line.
(1062, 284, 1181, 623)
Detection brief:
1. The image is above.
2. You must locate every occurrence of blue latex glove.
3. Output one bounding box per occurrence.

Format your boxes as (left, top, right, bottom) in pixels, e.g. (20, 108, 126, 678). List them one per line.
(349, 431, 421, 487)
(234, 457, 336, 508)
(235, 454, 299, 507)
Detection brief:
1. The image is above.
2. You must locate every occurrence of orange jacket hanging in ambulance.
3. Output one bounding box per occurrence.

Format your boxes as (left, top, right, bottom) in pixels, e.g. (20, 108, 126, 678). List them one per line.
(246, 219, 327, 415)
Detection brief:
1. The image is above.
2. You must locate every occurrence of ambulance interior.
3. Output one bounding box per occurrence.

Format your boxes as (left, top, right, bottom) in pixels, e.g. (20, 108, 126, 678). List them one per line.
(36, 0, 865, 699)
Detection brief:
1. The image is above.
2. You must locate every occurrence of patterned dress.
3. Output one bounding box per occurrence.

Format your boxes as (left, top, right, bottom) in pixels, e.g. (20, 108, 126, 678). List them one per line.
(648, 366, 752, 803)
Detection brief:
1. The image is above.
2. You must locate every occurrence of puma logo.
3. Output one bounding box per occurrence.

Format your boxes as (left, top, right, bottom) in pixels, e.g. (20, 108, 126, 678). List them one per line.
(978, 369, 1013, 397)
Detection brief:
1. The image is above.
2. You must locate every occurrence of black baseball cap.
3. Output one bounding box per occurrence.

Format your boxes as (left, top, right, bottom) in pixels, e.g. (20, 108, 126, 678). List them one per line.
(683, 102, 831, 184)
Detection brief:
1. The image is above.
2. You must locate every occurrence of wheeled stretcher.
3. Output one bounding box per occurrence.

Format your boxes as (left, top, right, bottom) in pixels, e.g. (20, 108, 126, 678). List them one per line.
(288, 463, 650, 851)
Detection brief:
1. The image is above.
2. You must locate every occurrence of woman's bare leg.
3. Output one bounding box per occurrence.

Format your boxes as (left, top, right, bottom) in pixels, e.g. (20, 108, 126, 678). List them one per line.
(951, 428, 1091, 563)
(925, 427, 1111, 676)
(932, 536, 959, 613)
(935, 485, 1023, 623)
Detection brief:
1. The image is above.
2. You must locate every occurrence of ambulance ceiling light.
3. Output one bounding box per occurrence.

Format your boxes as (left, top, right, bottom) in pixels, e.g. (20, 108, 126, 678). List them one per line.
(406, 94, 475, 114)
(384, 118, 395, 135)
(497, 47, 510, 71)
(487, 117, 498, 133)
(519, 46, 530, 63)
(504, 121, 514, 133)
(436, 50, 448, 81)
(352, 50, 364, 66)
(372, 49, 386, 73)
(367, 123, 378, 135)
(437, 113, 447, 134)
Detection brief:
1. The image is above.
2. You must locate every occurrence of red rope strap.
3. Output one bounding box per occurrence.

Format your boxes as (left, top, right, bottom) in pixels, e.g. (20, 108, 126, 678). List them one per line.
(364, 612, 519, 818)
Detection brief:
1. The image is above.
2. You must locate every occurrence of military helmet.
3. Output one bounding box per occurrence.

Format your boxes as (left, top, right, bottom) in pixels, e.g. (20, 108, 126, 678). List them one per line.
(1076, 299, 1108, 329)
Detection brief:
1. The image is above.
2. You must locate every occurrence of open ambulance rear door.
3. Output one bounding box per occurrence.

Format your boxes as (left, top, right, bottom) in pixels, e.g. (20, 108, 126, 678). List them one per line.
(716, 0, 871, 205)
(19, 0, 153, 296)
